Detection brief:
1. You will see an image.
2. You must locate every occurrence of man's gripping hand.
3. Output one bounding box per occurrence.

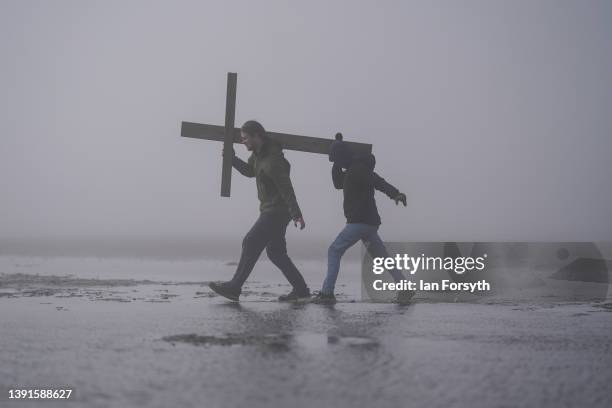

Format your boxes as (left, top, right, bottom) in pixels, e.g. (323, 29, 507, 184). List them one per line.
(393, 193, 407, 206)
(293, 216, 306, 230)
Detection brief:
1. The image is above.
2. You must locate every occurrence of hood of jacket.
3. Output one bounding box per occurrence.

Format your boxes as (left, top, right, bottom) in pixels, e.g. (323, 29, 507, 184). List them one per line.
(352, 152, 376, 171)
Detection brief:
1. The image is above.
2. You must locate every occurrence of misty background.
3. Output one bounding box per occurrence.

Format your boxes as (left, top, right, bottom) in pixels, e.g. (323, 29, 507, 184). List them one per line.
(1, 0, 611, 258)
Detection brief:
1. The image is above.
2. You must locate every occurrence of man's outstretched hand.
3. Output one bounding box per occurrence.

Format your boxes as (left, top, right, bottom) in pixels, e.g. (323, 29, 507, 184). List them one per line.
(393, 193, 407, 206)
(293, 216, 306, 230)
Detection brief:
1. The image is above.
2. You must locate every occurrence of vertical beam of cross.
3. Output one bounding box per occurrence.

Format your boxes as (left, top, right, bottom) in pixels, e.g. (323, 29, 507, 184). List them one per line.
(221, 72, 237, 197)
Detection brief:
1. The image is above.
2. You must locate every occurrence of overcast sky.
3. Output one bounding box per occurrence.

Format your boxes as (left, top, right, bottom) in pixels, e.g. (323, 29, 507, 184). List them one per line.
(1, 0, 611, 245)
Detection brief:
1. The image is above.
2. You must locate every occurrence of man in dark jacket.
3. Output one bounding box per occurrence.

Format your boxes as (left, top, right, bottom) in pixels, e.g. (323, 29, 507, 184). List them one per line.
(208, 120, 310, 302)
(313, 136, 414, 304)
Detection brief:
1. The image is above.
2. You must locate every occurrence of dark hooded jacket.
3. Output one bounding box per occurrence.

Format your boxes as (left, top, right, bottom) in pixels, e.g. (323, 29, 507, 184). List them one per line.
(232, 138, 302, 219)
(332, 153, 399, 226)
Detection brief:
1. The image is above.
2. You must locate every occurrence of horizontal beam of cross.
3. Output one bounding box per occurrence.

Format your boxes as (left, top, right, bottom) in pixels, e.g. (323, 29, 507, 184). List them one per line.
(181, 121, 372, 155)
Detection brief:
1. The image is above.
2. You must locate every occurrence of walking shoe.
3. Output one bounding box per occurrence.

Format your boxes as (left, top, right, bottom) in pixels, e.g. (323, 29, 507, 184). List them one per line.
(396, 289, 416, 305)
(278, 288, 311, 302)
(311, 292, 337, 305)
(208, 281, 241, 302)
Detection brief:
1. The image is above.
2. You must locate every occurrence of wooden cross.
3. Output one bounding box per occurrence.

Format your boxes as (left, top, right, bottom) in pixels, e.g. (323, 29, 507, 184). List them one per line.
(181, 72, 373, 197)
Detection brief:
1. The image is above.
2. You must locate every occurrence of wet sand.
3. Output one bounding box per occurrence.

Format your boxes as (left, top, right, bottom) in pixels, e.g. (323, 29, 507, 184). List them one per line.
(1, 256, 611, 408)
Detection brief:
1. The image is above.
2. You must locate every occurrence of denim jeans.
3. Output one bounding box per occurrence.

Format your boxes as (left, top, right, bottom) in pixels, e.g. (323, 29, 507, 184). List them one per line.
(228, 212, 309, 293)
(322, 223, 404, 295)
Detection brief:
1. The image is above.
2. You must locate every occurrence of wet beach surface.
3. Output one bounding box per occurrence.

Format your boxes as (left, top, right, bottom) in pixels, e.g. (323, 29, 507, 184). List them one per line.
(1, 256, 611, 408)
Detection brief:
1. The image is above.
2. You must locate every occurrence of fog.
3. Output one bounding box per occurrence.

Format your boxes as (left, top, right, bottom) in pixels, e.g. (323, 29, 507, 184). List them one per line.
(1, 0, 611, 253)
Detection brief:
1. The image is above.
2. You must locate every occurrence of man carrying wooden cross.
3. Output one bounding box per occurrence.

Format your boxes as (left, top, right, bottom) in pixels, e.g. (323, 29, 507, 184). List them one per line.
(208, 120, 311, 302)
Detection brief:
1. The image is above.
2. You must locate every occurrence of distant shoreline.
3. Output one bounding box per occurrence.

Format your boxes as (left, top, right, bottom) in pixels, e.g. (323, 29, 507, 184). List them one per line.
(0, 237, 357, 261)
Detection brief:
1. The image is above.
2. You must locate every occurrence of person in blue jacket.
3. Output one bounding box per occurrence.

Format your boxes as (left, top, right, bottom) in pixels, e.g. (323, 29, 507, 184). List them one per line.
(312, 133, 415, 305)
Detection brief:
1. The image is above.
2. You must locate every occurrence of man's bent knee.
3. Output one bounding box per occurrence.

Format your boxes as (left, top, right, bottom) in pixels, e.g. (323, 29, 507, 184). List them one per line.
(242, 232, 257, 249)
(328, 242, 347, 257)
(266, 247, 287, 263)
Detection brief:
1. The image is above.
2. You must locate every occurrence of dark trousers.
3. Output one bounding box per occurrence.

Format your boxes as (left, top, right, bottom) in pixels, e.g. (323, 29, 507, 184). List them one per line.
(229, 212, 309, 292)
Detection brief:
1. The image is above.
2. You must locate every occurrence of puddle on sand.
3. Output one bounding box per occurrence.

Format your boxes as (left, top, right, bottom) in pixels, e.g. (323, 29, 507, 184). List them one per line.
(162, 333, 292, 351)
(326, 335, 379, 348)
(162, 332, 380, 352)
